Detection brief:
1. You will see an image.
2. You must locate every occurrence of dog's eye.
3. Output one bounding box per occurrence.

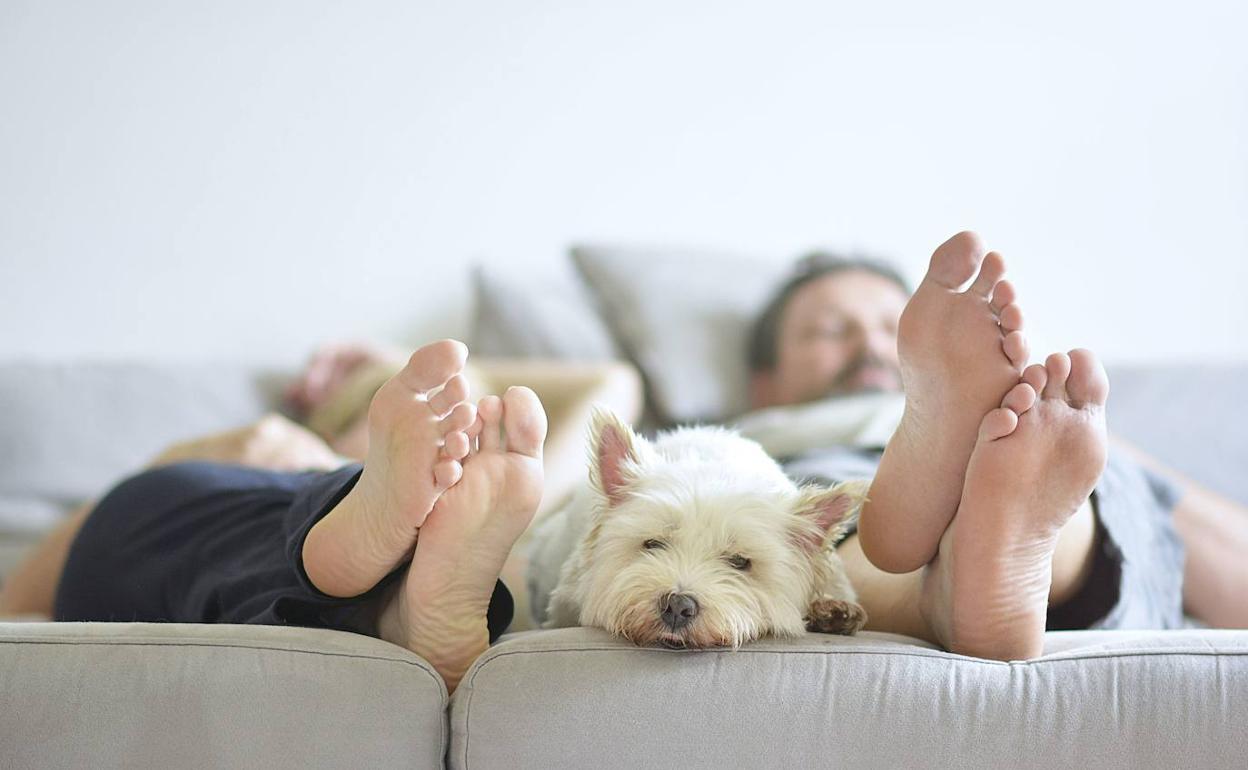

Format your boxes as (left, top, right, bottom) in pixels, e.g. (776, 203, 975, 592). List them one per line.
(642, 539, 666, 550)
(727, 554, 751, 570)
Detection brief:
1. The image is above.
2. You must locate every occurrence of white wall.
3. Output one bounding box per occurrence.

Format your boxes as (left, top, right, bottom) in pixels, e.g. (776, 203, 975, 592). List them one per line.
(2, 0, 1245, 367)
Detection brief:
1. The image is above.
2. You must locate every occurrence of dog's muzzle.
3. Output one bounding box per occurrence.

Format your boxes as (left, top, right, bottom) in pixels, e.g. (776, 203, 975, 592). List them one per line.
(659, 592, 699, 631)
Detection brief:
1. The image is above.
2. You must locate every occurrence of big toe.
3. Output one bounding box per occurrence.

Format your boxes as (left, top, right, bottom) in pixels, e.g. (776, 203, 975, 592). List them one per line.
(501, 386, 547, 459)
(396, 340, 469, 393)
(923, 231, 987, 290)
(1065, 349, 1109, 407)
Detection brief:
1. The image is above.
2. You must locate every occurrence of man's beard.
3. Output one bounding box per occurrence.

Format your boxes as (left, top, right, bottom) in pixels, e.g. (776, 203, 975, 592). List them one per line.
(820, 353, 902, 399)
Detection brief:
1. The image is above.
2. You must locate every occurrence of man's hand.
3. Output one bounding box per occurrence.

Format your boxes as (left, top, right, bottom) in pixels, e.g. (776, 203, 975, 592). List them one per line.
(284, 341, 405, 417)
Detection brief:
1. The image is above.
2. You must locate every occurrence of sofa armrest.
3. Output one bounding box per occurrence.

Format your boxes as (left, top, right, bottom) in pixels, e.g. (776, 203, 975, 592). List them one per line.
(0, 622, 446, 769)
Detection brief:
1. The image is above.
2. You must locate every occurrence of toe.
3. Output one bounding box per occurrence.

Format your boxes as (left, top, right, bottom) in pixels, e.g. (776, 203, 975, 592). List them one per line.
(923, 231, 986, 290)
(439, 401, 476, 435)
(1002, 330, 1029, 368)
(969, 251, 1006, 297)
(1001, 382, 1037, 415)
(1021, 363, 1047, 393)
(477, 395, 503, 452)
(465, 412, 484, 447)
(442, 431, 470, 460)
(1042, 352, 1071, 400)
(1065, 348, 1110, 407)
(433, 458, 463, 489)
(429, 374, 470, 415)
(396, 340, 468, 393)
(979, 407, 1019, 441)
(998, 303, 1024, 332)
(989, 279, 1016, 314)
(501, 386, 548, 459)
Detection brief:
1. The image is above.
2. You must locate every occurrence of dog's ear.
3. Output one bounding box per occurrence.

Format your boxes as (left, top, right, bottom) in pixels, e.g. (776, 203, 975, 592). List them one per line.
(587, 406, 649, 507)
(792, 480, 869, 552)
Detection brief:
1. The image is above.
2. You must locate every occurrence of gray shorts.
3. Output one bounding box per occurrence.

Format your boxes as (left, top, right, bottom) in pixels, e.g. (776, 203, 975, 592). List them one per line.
(781, 448, 1187, 631)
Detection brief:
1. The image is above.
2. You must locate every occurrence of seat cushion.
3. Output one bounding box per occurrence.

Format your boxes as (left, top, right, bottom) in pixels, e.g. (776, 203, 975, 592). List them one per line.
(451, 627, 1248, 769)
(0, 622, 447, 769)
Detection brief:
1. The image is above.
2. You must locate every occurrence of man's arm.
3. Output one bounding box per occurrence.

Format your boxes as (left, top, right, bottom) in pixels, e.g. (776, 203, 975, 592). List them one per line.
(470, 359, 644, 516)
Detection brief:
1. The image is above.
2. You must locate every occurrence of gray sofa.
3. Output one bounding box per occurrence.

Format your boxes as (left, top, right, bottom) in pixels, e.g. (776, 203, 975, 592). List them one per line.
(2, 359, 1247, 768)
(3, 622, 1246, 769)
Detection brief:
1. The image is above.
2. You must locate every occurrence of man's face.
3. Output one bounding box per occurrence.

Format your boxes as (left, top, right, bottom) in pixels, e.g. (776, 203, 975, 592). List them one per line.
(752, 270, 909, 408)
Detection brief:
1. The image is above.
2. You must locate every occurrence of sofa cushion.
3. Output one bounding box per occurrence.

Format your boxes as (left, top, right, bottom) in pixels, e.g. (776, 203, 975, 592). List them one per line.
(470, 263, 622, 362)
(451, 626, 1248, 769)
(0, 622, 446, 769)
(0, 361, 279, 531)
(1106, 364, 1248, 504)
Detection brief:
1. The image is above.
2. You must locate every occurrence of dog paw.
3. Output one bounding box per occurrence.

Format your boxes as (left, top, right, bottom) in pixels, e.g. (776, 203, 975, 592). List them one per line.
(805, 598, 868, 635)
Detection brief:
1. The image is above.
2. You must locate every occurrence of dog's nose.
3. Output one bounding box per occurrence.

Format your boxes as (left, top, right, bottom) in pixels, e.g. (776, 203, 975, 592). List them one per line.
(659, 593, 699, 630)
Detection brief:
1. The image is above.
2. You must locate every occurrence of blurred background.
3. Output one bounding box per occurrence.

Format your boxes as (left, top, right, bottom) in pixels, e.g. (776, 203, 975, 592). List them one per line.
(2, 0, 1246, 367)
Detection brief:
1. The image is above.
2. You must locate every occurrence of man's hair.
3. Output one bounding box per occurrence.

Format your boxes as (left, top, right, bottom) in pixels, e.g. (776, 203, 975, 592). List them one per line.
(746, 252, 911, 372)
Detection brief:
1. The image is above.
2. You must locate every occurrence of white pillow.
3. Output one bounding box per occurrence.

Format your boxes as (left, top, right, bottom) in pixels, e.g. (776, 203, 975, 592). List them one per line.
(470, 264, 622, 361)
(571, 244, 791, 424)
(0, 361, 276, 532)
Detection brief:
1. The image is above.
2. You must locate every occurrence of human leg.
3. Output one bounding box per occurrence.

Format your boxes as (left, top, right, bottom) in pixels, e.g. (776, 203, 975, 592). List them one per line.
(918, 352, 1108, 659)
(1172, 487, 1248, 627)
(301, 340, 478, 599)
(1, 412, 350, 619)
(149, 413, 345, 472)
(0, 502, 93, 618)
(1104, 437, 1248, 628)
(858, 232, 1029, 574)
(378, 387, 547, 693)
(839, 495, 1099, 646)
(839, 351, 1109, 659)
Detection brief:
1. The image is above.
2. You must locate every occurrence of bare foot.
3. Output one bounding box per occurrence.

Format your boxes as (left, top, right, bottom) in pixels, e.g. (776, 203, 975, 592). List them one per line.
(301, 340, 479, 598)
(379, 387, 546, 692)
(859, 231, 1029, 573)
(920, 350, 1109, 660)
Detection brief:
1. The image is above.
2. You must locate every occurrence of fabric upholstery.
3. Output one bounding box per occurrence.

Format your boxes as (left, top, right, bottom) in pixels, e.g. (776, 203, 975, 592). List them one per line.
(451, 626, 1248, 769)
(0, 622, 447, 769)
(571, 243, 789, 424)
(1106, 364, 1248, 504)
(470, 264, 621, 362)
(0, 361, 278, 531)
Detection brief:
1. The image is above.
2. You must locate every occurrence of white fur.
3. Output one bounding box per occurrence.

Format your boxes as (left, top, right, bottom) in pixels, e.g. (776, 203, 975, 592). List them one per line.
(534, 408, 868, 649)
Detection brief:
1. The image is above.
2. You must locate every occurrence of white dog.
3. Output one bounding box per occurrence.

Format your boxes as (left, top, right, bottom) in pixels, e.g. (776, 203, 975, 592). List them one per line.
(528, 408, 869, 649)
